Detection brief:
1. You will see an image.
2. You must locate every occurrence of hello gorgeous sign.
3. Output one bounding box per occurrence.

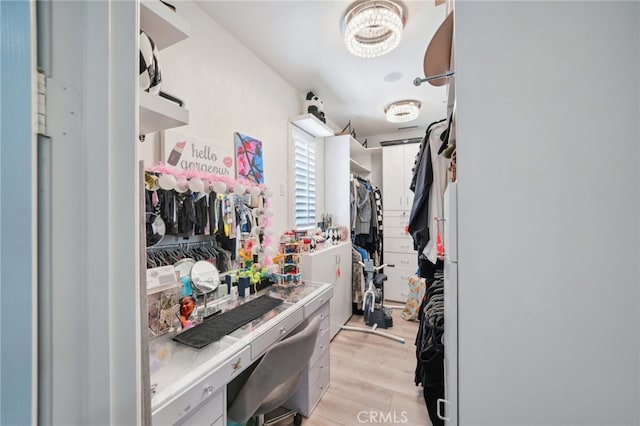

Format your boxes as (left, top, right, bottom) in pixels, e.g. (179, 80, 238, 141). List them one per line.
(162, 130, 234, 176)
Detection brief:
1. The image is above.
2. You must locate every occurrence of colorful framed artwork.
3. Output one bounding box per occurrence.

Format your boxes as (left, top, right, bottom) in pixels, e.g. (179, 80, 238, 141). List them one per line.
(235, 132, 264, 184)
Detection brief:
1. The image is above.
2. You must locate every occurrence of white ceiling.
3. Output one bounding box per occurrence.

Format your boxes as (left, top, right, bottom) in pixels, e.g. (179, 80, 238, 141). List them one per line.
(196, 0, 449, 139)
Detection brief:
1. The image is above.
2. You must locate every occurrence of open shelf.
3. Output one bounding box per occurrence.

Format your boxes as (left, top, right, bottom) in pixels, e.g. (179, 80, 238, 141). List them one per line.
(290, 114, 334, 138)
(140, 0, 190, 50)
(139, 90, 189, 134)
(349, 136, 368, 155)
(350, 158, 371, 175)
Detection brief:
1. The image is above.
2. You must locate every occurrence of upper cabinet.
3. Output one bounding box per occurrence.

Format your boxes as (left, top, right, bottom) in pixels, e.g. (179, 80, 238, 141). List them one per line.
(139, 0, 191, 135)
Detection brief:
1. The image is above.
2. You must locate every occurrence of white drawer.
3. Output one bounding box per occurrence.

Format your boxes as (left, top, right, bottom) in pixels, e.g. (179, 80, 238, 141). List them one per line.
(384, 215, 410, 228)
(315, 304, 330, 338)
(309, 350, 329, 386)
(383, 226, 411, 239)
(153, 346, 250, 426)
(251, 307, 304, 360)
(176, 390, 223, 426)
(383, 210, 410, 218)
(383, 238, 415, 254)
(304, 287, 333, 318)
(383, 267, 416, 302)
(308, 367, 330, 410)
(383, 252, 416, 270)
(309, 329, 330, 367)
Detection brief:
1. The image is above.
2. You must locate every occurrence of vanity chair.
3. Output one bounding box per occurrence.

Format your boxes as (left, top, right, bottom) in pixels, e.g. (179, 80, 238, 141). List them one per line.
(227, 316, 322, 426)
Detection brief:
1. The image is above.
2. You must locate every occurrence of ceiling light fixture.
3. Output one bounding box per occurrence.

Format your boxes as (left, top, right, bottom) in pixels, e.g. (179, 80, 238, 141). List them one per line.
(384, 100, 421, 123)
(344, 0, 404, 58)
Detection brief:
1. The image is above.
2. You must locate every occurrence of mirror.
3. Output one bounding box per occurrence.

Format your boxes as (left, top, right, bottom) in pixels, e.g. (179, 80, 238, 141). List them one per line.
(191, 260, 220, 293)
(173, 258, 195, 279)
(191, 260, 221, 319)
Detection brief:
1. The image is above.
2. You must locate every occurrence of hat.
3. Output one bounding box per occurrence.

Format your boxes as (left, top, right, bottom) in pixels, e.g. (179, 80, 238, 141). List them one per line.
(423, 12, 453, 86)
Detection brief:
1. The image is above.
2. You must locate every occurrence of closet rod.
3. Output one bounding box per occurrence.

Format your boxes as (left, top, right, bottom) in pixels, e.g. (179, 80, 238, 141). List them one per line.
(413, 70, 455, 87)
(147, 240, 218, 251)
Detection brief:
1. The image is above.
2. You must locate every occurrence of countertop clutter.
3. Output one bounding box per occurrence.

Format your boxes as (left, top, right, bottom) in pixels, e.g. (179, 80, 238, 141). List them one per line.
(149, 280, 333, 425)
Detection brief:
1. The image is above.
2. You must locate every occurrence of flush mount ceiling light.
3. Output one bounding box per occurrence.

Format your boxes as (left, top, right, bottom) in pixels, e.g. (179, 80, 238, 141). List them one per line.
(344, 0, 404, 58)
(384, 100, 421, 123)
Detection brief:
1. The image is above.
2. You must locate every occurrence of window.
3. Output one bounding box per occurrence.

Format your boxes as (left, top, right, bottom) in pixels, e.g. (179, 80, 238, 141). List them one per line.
(292, 128, 316, 230)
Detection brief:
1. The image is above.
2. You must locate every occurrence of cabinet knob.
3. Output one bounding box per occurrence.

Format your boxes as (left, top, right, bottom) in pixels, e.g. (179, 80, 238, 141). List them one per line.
(204, 385, 214, 395)
(280, 327, 287, 334)
(231, 359, 242, 372)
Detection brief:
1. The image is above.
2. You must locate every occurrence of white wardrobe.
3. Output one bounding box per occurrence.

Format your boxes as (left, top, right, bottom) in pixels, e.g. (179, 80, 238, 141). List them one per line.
(381, 143, 420, 302)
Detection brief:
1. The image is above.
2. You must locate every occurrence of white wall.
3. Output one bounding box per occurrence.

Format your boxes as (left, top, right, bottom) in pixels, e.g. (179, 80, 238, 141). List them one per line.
(139, 1, 301, 234)
(455, 2, 639, 425)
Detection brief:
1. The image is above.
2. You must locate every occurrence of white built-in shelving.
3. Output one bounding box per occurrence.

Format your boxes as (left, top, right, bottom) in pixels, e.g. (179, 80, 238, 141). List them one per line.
(140, 0, 190, 49)
(290, 113, 334, 138)
(349, 158, 371, 175)
(139, 0, 190, 135)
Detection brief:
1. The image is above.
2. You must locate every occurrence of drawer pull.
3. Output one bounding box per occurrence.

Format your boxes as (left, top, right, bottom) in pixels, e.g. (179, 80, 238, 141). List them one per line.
(319, 345, 325, 350)
(204, 385, 214, 395)
(280, 327, 287, 334)
(231, 359, 242, 372)
(319, 365, 324, 370)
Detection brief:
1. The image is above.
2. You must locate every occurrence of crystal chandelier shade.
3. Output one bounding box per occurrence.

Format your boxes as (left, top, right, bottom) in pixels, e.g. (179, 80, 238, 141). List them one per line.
(344, 0, 404, 58)
(384, 100, 421, 123)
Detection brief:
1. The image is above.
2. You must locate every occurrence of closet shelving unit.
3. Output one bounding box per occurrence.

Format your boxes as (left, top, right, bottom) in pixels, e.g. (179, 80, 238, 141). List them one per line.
(349, 135, 379, 176)
(139, 0, 190, 135)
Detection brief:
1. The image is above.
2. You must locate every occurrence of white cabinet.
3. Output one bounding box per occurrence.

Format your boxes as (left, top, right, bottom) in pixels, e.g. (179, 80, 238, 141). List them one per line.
(300, 242, 352, 339)
(139, 0, 190, 135)
(382, 144, 418, 211)
(285, 302, 331, 417)
(382, 143, 421, 302)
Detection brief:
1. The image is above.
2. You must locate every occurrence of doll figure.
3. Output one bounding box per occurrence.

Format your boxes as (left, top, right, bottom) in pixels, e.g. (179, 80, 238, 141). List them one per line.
(179, 295, 197, 330)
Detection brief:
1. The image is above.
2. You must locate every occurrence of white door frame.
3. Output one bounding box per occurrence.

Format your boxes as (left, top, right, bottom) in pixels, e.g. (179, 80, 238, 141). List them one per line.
(0, 1, 38, 424)
(37, 1, 142, 424)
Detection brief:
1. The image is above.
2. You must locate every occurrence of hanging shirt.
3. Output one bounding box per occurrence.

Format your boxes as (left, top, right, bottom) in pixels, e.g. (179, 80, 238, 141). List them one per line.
(423, 127, 451, 263)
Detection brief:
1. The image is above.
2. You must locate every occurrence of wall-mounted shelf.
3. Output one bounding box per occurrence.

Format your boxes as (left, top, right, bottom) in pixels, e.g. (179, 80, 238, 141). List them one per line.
(139, 90, 189, 135)
(140, 0, 190, 50)
(350, 158, 371, 175)
(290, 114, 334, 138)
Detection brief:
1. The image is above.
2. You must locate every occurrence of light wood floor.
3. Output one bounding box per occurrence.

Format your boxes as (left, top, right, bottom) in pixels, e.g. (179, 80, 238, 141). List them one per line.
(299, 311, 431, 426)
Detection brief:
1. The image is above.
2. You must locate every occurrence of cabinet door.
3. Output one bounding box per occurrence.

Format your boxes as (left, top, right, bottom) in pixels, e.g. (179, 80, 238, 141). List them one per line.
(382, 145, 406, 211)
(402, 144, 420, 210)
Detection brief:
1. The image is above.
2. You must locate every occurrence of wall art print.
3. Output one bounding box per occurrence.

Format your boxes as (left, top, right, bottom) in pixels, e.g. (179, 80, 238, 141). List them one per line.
(162, 129, 234, 176)
(235, 132, 264, 184)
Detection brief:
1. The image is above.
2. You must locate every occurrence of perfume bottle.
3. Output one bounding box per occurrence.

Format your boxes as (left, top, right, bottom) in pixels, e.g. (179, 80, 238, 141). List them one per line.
(167, 140, 186, 166)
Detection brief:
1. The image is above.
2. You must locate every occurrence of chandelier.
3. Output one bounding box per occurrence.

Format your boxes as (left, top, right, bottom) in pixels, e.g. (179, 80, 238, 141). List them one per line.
(344, 0, 404, 58)
(384, 100, 421, 123)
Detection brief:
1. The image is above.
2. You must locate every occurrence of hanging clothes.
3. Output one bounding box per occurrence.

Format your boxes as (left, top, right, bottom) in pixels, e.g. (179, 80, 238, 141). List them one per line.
(351, 247, 366, 310)
(414, 265, 445, 426)
(408, 120, 450, 277)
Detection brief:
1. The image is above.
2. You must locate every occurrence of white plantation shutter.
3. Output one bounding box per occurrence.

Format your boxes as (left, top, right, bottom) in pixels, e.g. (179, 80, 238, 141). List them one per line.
(293, 128, 316, 230)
